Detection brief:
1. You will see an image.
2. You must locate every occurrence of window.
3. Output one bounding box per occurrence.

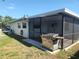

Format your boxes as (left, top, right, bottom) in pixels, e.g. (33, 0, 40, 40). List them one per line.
(18, 23, 21, 28)
(20, 30, 23, 35)
(22, 22, 27, 28)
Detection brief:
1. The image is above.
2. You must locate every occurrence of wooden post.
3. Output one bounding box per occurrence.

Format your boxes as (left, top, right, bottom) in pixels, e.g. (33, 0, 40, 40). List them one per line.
(61, 39, 63, 49)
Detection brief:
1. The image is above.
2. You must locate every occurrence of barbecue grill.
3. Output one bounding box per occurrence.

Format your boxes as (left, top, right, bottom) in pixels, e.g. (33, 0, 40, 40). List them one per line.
(41, 33, 64, 51)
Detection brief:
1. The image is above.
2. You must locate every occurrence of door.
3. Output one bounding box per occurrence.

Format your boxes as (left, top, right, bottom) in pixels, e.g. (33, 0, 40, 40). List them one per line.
(20, 30, 23, 36)
(34, 28, 41, 42)
(33, 19, 41, 42)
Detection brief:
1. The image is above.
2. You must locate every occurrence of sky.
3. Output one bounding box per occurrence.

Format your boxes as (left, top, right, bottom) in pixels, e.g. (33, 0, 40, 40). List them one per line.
(0, 0, 79, 18)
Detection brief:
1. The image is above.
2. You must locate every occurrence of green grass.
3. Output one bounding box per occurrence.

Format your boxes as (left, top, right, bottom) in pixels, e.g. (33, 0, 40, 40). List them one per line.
(0, 51, 18, 57)
(56, 43, 79, 59)
(0, 37, 12, 47)
(0, 30, 79, 59)
(0, 31, 52, 59)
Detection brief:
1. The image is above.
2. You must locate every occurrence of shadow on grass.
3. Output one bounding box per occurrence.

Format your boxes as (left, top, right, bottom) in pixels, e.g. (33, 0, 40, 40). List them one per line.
(4, 32, 47, 51)
(4, 32, 33, 47)
(70, 51, 79, 59)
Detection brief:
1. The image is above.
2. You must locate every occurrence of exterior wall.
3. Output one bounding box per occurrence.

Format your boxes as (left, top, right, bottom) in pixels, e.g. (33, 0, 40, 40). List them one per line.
(29, 19, 34, 38)
(63, 14, 79, 40)
(10, 20, 29, 38)
(29, 18, 41, 42)
(29, 14, 63, 42)
(63, 15, 73, 39)
(74, 18, 79, 41)
(41, 14, 63, 35)
(63, 14, 79, 48)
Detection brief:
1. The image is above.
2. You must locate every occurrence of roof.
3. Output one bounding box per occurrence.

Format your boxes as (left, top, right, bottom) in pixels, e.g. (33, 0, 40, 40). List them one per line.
(29, 8, 79, 18)
(10, 17, 28, 24)
(11, 8, 79, 23)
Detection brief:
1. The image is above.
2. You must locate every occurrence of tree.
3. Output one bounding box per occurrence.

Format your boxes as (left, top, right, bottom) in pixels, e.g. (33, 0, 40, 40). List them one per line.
(0, 15, 16, 29)
(0, 16, 3, 22)
(0, 16, 3, 28)
(2, 16, 15, 25)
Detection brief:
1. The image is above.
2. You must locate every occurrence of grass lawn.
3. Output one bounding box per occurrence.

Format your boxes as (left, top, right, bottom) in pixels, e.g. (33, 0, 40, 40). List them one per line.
(0, 30, 58, 59)
(56, 41, 79, 59)
(0, 29, 79, 59)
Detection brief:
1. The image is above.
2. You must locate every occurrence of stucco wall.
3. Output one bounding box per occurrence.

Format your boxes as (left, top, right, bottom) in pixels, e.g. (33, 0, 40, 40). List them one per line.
(10, 20, 29, 38)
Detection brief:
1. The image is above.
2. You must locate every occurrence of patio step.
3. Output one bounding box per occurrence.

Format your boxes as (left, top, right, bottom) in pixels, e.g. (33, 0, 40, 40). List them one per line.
(23, 39, 46, 50)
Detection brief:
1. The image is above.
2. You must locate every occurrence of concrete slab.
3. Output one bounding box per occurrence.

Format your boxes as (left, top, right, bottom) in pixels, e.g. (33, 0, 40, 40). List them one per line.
(23, 39, 79, 54)
(65, 40, 79, 51)
(23, 39, 45, 50)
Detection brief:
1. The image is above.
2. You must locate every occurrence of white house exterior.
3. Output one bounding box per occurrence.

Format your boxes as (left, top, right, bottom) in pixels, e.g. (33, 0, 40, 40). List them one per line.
(10, 18, 29, 38)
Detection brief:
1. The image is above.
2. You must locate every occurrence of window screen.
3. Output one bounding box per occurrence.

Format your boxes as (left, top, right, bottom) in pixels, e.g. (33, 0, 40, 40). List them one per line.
(22, 22, 27, 28)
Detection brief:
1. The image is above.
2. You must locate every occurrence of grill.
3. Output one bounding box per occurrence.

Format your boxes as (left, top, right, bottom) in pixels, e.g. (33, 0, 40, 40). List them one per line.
(41, 33, 64, 51)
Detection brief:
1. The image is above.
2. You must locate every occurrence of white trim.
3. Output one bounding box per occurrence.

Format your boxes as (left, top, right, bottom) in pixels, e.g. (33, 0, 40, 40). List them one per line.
(65, 8, 79, 18)
(65, 40, 79, 51)
(29, 8, 79, 19)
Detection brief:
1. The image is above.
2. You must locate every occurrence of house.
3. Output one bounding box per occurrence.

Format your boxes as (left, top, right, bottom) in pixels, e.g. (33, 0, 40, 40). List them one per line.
(10, 17, 29, 38)
(10, 8, 79, 49)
